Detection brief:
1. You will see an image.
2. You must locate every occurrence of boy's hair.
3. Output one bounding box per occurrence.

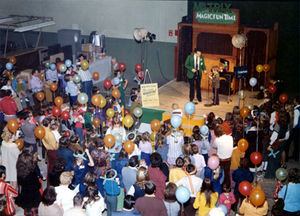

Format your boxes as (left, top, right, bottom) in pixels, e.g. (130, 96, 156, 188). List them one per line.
(64, 74, 71, 82)
(73, 194, 83, 207)
(128, 156, 139, 167)
(191, 144, 199, 154)
(105, 169, 117, 179)
(0, 166, 6, 177)
(175, 157, 184, 168)
(171, 103, 179, 110)
(145, 181, 156, 195)
(123, 195, 135, 210)
(131, 95, 138, 102)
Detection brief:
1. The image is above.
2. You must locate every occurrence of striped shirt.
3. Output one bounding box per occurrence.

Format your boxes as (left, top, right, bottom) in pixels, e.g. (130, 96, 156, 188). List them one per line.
(0, 179, 18, 215)
(78, 69, 92, 82)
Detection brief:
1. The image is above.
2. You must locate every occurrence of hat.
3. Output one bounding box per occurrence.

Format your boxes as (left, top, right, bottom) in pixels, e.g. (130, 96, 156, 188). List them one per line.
(73, 152, 87, 160)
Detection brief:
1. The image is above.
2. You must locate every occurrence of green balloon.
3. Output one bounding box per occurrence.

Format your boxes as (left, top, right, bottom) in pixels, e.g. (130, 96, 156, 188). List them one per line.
(275, 168, 288, 181)
(73, 74, 81, 83)
(77, 93, 88, 105)
(44, 61, 50, 68)
(59, 63, 67, 73)
(133, 107, 143, 118)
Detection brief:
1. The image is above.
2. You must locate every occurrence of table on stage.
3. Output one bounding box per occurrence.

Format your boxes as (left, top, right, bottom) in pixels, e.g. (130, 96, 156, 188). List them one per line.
(89, 56, 112, 85)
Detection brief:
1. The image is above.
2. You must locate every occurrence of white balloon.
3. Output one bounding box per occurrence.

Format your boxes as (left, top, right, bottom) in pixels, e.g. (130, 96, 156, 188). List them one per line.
(249, 77, 257, 87)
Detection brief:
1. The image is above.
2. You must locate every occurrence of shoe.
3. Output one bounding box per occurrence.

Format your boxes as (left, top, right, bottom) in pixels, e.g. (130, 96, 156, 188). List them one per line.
(198, 99, 202, 102)
(193, 101, 198, 105)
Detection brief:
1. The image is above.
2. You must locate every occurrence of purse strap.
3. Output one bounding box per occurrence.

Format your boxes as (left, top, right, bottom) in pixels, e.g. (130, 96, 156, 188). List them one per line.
(283, 184, 288, 201)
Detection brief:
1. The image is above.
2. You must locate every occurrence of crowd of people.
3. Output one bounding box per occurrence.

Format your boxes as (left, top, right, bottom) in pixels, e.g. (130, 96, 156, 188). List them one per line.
(0, 56, 299, 216)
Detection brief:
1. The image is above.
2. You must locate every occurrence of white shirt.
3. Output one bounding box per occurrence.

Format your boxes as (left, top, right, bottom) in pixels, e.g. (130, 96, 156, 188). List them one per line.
(1, 85, 16, 95)
(294, 105, 300, 128)
(52, 130, 62, 143)
(192, 154, 206, 174)
(55, 185, 77, 212)
(176, 175, 203, 197)
(83, 196, 105, 216)
(78, 68, 92, 82)
(64, 208, 87, 216)
(193, 54, 200, 70)
(213, 134, 233, 159)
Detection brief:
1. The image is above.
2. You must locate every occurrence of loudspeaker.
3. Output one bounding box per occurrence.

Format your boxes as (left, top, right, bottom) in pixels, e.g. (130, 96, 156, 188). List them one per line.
(62, 45, 73, 61)
(48, 44, 61, 56)
(57, 29, 81, 58)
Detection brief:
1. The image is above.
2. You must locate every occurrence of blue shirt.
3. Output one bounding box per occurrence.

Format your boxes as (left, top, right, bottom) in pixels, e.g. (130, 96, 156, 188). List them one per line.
(112, 209, 140, 215)
(12, 78, 27, 93)
(104, 180, 120, 196)
(65, 81, 78, 96)
(278, 183, 300, 212)
(46, 69, 58, 82)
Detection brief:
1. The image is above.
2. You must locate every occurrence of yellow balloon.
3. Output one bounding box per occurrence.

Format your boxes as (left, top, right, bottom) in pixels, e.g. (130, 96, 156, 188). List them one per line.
(99, 96, 107, 108)
(150, 131, 157, 141)
(239, 90, 245, 100)
(123, 114, 134, 128)
(81, 60, 89, 71)
(256, 64, 263, 73)
(106, 108, 115, 118)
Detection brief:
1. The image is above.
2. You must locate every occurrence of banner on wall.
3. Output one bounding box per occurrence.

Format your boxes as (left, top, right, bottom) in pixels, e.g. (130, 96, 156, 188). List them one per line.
(140, 83, 160, 107)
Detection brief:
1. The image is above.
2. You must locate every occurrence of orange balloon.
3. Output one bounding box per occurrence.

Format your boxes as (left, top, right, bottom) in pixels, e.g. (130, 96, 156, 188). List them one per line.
(249, 188, 265, 207)
(9, 56, 16, 65)
(4, 70, 11, 77)
(93, 72, 99, 80)
(54, 96, 64, 106)
(112, 89, 120, 99)
(104, 134, 115, 148)
(7, 119, 19, 133)
(34, 126, 45, 139)
(238, 138, 249, 152)
(123, 140, 135, 154)
(15, 139, 24, 150)
(93, 118, 101, 127)
(36, 92, 45, 102)
(151, 119, 161, 131)
(240, 106, 250, 118)
(92, 95, 101, 106)
(50, 83, 58, 92)
(262, 64, 270, 72)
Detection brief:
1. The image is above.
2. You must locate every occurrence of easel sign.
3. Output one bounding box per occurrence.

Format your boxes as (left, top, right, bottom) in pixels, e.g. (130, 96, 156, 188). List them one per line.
(140, 83, 160, 107)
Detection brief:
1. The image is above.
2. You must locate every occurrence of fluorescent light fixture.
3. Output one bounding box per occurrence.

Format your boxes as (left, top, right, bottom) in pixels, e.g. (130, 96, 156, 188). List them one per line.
(14, 20, 55, 32)
(0, 17, 15, 24)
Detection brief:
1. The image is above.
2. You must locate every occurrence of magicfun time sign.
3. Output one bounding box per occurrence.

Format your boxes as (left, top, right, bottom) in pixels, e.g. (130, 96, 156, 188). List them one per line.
(140, 83, 159, 107)
(194, 2, 237, 25)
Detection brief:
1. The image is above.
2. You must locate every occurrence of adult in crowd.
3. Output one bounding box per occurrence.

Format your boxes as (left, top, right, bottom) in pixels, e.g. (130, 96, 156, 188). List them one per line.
(127, 167, 149, 200)
(38, 186, 64, 216)
(57, 136, 74, 171)
(77, 57, 93, 105)
(21, 111, 37, 152)
(184, 48, 206, 104)
(1, 79, 22, 111)
(64, 194, 86, 216)
(29, 68, 44, 94)
(163, 183, 180, 216)
(0, 90, 18, 122)
(122, 156, 139, 193)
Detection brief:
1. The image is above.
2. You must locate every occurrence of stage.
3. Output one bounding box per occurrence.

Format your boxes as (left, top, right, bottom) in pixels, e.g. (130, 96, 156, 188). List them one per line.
(152, 79, 264, 119)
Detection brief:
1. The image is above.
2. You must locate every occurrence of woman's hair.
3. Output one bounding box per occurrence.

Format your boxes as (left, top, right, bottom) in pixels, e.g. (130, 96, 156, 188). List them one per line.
(59, 136, 70, 149)
(200, 178, 214, 207)
(287, 168, 299, 183)
(214, 125, 226, 137)
(134, 135, 142, 146)
(83, 172, 96, 185)
(52, 157, 66, 173)
(42, 186, 57, 206)
(60, 171, 73, 185)
(277, 111, 290, 128)
(16, 152, 35, 179)
(141, 132, 150, 142)
(1, 130, 13, 142)
(84, 185, 100, 206)
(150, 152, 162, 168)
(225, 112, 233, 122)
(164, 182, 177, 202)
(112, 116, 121, 127)
(192, 125, 200, 135)
(136, 167, 149, 190)
(119, 149, 128, 160)
(175, 157, 184, 168)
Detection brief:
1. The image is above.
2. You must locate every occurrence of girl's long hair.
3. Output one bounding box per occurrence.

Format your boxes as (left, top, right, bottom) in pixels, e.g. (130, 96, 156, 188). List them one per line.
(200, 178, 214, 207)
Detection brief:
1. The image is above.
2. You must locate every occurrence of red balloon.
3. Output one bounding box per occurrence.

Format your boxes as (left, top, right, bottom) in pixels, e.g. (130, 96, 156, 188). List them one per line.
(124, 108, 130, 115)
(239, 181, 252, 196)
(119, 62, 126, 72)
(250, 152, 262, 165)
(61, 111, 70, 121)
(56, 62, 62, 72)
(64, 130, 71, 137)
(135, 63, 142, 72)
(268, 85, 277, 94)
(279, 93, 288, 103)
(104, 79, 112, 89)
(52, 106, 61, 118)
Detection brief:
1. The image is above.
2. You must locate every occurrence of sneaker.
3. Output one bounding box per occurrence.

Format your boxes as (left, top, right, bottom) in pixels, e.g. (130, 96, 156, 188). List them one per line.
(25, 98, 29, 102)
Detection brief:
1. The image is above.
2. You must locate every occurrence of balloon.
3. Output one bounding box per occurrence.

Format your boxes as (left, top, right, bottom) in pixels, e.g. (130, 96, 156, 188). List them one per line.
(56, 62, 62, 71)
(171, 115, 182, 129)
(52, 106, 61, 118)
(36, 92, 45, 102)
(112, 89, 120, 99)
(151, 119, 161, 131)
(81, 60, 89, 70)
(77, 93, 88, 105)
(61, 111, 70, 121)
(73, 74, 81, 83)
(65, 59, 72, 67)
(247, 104, 253, 110)
(99, 96, 106, 108)
(238, 139, 249, 152)
(250, 152, 262, 165)
(208, 155, 220, 170)
(256, 64, 263, 73)
(135, 63, 142, 72)
(240, 106, 250, 118)
(249, 77, 257, 87)
(218, 205, 228, 215)
(6, 62, 13, 70)
(44, 61, 50, 68)
(268, 85, 276, 94)
(275, 168, 288, 181)
(9, 75, 14, 81)
(54, 96, 64, 107)
(184, 102, 196, 115)
(4, 70, 11, 77)
(123, 140, 135, 154)
(64, 130, 71, 137)
(124, 108, 130, 116)
(123, 114, 134, 128)
(9, 56, 16, 65)
(239, 90, 245, 100)
(93, 72, 99, 80)
(92, 95, 101, 106)
(119, 62, 126, 72)
(238, 181, 252, 196)
(279, 93, 288, 103)
(34, 126, 45, 139)
(106, 108, 115, 118)
(263, 64, 270, 72)
(104, 134, 115, 148)
(249, 189, 265, 207)
(150, 131, 157, 141)
(176, 186, 190, 204)
(7, 119, 19, 133)
(93, 118, 101, 127)
(133, 107, 143, 118)
(50, 63, 56, 71)
(16, 139, 24, 150)
(114, 133, 122, 143)
(112, 77, 120, 85)
(104, 79, 112, 89)
(50, 83, 58, 92)
(200, 125, 209, 135)
(59, 64, 67, 73)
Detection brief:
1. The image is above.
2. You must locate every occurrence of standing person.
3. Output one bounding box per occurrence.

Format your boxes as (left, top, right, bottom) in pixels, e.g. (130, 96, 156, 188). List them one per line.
(29, 68, 44, 94)
(65, 74, 79, 106)
(1, 79, 22, 111)
(64, 194, 87, 216)
(0, 90, 18, 122)
(103, 169, 120, 216)
(184, 48, 207, 104)
(21, 111, 37, 152)
(166, 129, 184, 166)
(139, 132, 152, 166)
(83, 185, 106, 216)
(292, 96, 300, 161)
(38, 186, 64, 216)
(163, 183, 180, 216)
(46, 63, 58, 101)
(78, 62, 93, 105)
(209, 66, 220, 106)
(113, 70, 128, 107)
(122, 156, 139, 193)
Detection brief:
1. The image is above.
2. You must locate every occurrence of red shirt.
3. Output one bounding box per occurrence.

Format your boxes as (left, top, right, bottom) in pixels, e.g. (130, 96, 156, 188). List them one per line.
(148, 166, 166, 200)
(0, 96, 18, 115)
(0, 179, 18, 215)
(222, 121, 232, 135)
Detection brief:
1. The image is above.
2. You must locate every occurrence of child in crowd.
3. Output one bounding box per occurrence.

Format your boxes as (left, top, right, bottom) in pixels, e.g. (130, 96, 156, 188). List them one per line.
(200, 125, 210, 163)
(65, 74, 79, 106)
(113, 70, 128, 107)
(72, 105, 85, 146)
(139, 132, 152, 166)
(169, 157, 186, 183)
(209, 66, 220, 105)
(191, 144, 206, 177)
(128, 87, 138, 107)
(219, 184, 236, 215)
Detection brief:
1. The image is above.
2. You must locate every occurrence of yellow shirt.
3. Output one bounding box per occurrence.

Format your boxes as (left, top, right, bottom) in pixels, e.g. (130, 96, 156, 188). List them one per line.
(169, 168, 187, 183)
(193, 192, 218, 216)
(42, 127, 59, 150)
(239, 199, 268, 216)
(230, 147, 245, 170)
